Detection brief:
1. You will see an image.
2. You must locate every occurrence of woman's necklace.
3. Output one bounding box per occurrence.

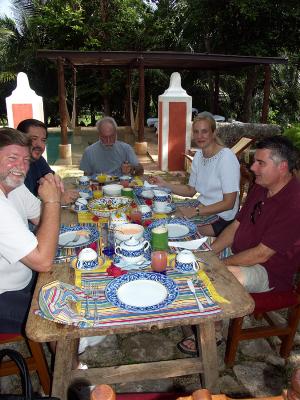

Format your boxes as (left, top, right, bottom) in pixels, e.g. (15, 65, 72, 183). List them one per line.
(201, 145, 224, 166)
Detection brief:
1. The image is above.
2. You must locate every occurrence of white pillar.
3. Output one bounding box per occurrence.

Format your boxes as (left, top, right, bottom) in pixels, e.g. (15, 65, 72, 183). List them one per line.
(6, 72, 44, 128)
(158, 72, 192, 171)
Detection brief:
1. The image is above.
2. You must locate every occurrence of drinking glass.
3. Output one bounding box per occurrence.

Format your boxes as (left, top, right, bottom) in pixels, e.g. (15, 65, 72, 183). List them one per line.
(151, 251, 168, 274)
(130, 210, 142, 224)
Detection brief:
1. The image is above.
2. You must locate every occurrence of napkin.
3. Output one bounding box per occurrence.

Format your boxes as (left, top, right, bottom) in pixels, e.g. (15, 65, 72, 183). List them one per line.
(197, 270, 230, 304)
(36, 280, 92, 328)
(168, 237, 208, 250)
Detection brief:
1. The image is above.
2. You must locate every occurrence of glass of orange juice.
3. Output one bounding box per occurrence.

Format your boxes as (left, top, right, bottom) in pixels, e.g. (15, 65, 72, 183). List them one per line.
(97, 173, 107, 183)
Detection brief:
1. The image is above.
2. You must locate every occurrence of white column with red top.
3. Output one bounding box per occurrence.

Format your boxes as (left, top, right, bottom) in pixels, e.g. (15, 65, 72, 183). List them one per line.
(158, 72, 192, 171)
(5, 72, 44, 128)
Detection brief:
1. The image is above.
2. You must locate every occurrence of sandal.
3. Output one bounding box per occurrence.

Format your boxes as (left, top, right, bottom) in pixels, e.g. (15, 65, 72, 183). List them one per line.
(177, 335, 197, 356)
(177, 332, 224, 356)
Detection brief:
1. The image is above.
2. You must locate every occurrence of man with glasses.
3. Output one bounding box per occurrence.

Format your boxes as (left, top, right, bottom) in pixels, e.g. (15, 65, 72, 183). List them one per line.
(80, 117, 144, 177)
(212, 135, 300, 293)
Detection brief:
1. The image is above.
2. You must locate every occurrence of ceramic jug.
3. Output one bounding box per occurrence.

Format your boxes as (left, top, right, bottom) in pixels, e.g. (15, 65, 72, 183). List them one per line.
(115, 237, 150, 264)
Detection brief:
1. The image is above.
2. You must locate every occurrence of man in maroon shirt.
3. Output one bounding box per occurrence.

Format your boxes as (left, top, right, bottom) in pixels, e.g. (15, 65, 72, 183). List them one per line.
(212, 135, 300, 292)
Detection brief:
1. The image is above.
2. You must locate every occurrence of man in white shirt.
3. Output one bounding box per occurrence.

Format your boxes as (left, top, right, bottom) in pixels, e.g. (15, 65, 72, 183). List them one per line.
(0, 128, 62, 333)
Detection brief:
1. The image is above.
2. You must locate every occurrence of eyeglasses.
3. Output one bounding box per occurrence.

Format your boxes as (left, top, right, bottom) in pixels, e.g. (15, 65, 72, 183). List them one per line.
(250, 200, 264, 224)
(100, 134, 116, 146)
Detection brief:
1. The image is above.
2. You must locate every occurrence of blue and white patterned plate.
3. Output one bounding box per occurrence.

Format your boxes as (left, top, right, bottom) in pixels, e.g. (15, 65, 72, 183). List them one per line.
(78, 188, 93, 199)
(144, 218, 197, 240)
(105, 272, 178, 313)
(134, 186, 171, 199)
(58, 225, 99, 249)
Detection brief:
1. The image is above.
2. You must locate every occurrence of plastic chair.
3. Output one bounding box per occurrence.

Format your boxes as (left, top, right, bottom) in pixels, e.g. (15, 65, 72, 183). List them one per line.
(0, 333, 51, 395)
(225, 278, 300, 367)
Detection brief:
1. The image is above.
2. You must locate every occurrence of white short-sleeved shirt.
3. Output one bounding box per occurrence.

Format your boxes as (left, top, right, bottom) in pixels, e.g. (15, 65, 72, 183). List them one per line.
(188, 148, 240, 221)
(0, 185, 40, 294)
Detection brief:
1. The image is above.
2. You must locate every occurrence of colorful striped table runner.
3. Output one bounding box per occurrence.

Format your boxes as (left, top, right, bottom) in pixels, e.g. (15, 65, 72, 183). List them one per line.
(75, 271, 221, 327)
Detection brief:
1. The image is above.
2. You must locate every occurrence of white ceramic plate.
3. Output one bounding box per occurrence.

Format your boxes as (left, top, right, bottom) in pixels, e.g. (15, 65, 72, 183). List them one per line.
(141, 190, 154, 199)
(144, 218, 197, 241)
(58, 231, 90, 247)
(105, 272, 178, 313)
(152, 204, 176, 214)
(118, 280, 168, 307)
(166, 223, 190, 238)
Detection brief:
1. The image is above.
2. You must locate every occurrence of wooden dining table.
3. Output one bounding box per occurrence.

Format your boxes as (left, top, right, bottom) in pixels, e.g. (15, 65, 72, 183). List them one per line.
(26, 207, 254, 400)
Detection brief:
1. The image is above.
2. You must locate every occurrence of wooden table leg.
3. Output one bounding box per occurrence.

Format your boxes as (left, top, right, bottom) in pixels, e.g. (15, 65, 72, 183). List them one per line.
(196, 322, 220, 393)
(51, 338, 78, 400)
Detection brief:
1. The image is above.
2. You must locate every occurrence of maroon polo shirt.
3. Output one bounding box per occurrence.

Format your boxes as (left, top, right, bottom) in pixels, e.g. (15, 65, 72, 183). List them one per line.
(232, 177, 300, 291)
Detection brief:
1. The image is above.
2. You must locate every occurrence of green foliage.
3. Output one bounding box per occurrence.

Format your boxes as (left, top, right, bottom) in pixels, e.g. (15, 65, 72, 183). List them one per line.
(0, 0, 299, 125)
(283, 123, 300, 150)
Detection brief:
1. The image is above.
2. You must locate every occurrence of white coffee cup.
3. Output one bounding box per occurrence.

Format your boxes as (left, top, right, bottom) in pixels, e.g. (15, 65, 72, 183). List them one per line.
(77, 248, 98, 270)
(79, 176, 90, 185)
(74, 197, 88, 211)
(79, 191, 91, 199)
(138, 204, 152, 218)
(153, 201, 170, 213)
(172, 250, 199, 273)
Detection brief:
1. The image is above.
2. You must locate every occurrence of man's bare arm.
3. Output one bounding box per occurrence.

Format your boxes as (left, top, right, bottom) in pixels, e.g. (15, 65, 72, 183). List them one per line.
(21, 177, 61, 272)
(223, 242, 275, 267)
(211, 220, 240, 254)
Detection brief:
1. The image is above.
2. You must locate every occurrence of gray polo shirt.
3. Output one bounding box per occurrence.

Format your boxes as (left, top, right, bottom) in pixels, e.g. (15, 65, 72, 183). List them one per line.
(80, 140, 139, 176)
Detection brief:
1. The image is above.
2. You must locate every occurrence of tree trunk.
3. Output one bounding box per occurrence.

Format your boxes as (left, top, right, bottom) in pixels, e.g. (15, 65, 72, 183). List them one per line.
(90, 104, 96, 126)
(239, 66, 259, 122)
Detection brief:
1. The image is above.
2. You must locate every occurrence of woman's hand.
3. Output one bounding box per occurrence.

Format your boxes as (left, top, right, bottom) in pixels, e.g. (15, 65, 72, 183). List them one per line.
(148, 175, 166, 186)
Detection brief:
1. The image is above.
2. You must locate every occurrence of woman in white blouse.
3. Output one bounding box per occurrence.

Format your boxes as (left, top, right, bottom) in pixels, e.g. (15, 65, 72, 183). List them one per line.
(152, 112, 240, 237)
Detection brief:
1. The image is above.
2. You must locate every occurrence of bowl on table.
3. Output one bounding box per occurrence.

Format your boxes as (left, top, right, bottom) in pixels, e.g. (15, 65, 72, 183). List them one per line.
(103, 184, 123, 197)
(88, 196, 131, 218)
(115, 223, 144, 242)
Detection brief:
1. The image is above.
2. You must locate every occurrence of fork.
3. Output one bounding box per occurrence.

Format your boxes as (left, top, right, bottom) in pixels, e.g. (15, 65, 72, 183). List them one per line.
(89, 283, 99, 325)
(187, 279, 204, 311)
(192, 278, 214, 305)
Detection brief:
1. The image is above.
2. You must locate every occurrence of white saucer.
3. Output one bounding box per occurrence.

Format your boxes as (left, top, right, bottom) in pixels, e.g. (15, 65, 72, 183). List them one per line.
(114, 256, 150, 270)
(153, 205, 173, 214)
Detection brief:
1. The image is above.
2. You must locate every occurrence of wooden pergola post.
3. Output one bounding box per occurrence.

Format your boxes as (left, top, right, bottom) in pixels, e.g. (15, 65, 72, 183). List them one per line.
(213, 72, 220, 115)
(124, 69, 131, 126)
(138, 56, 145, 143)
(57, 57, 71, 161)
(57, 57, 68, 145)
(261, 65, 271, 124)
(72, 66, 78, 127)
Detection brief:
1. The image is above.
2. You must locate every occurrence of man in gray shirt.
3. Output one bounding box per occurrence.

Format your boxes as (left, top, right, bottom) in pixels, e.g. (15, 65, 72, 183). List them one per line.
(80, 117, 144, 177)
